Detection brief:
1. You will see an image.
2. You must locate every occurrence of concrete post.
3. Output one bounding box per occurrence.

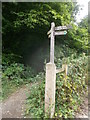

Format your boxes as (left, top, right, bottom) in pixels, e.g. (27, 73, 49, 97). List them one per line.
(45, 63, 56, 118)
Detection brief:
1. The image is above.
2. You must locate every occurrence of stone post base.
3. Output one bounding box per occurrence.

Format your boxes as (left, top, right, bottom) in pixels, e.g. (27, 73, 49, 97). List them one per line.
(45, 62, 56, 118)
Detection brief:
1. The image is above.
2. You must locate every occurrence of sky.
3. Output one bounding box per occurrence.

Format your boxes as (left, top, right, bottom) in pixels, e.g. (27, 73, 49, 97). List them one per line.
(76, 0, 89, 22)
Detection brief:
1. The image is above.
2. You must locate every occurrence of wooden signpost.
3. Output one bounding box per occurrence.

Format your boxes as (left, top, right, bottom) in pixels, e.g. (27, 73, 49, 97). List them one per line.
(50, 22, 55, 64)
(45, 22, 72, 118)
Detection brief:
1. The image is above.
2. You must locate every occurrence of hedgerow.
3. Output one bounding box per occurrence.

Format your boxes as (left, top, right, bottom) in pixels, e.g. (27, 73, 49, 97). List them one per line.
(25, 54, 88, 118)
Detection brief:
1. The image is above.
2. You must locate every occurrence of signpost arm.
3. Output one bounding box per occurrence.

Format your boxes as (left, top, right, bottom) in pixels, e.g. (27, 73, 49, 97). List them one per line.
(50, 22, 55, 64)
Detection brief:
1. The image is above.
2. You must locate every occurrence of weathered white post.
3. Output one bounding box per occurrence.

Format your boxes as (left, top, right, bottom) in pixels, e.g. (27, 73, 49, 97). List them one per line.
(45, 22, 72, 118)
(45, 63, 56, 117)
(45, 22, 56, 118)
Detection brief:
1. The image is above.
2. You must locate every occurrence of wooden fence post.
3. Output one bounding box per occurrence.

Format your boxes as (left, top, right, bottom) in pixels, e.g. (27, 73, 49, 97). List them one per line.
(62, 64, 68, 84)
(50, 22, 55, 64)
(65, 64, 68, 80)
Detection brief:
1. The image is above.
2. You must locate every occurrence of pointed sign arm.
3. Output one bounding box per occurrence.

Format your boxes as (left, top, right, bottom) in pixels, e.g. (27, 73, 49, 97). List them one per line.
(47, 29, 51, 35)
(55, 30, 67, 36)
(55, 25, 72, 31)
(48, 34, 51, 38)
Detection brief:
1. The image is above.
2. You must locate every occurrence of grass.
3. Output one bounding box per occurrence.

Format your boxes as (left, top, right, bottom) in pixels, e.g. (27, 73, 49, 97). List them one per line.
(2, 80, 22, 100)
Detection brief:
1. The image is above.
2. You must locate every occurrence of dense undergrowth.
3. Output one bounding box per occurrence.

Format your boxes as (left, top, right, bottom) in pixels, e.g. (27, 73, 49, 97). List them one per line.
(55, 54, 88, 118)
(25, 46, 88, 118)
(2, 54, 35, 99)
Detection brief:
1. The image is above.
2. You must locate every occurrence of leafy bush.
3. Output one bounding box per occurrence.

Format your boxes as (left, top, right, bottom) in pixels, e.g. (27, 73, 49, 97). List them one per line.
(54, 44, 78, 68)
(2, 53, 35, 82)
(2, 63, 24, 85)
(2, 53, 22, 67)
(26, 73, 45, 118)
(25, 54, 88, 118)
(2, 53, 35, 99)
(54, 54, 88, 118)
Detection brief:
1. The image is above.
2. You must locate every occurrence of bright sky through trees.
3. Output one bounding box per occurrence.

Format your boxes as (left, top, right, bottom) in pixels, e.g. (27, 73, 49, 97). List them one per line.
(76, 0, 89, 22)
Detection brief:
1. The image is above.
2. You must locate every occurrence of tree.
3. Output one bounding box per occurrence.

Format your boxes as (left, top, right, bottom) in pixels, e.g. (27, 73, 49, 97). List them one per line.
(76, 16, 88, 51)
(2, 2, 78, 34)
(2, 2, 81, 56)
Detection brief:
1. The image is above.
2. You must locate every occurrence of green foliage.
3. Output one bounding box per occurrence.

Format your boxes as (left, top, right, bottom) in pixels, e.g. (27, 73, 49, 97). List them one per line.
(75, 19, 88, 50)
(2, 53, 23, 70)
(2, 62, 34, 99)
(2, 53, 35, 99)
(3, 63, 24, 85)
(25, 53, 88, 118)
(2, 79, 19, 100)
(78, 16, 88, 28)
(55, 54, 88, 118)
(54, 44, 77, 68)
(2, 2, 82, 57)
(2, 2, 88, 65)
(2, 2, 75, 34)
(26, 73, 45, 118)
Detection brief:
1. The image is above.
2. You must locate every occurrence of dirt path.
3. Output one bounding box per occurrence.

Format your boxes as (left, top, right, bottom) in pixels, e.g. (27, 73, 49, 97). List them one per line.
(2, 83, 31, 118)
